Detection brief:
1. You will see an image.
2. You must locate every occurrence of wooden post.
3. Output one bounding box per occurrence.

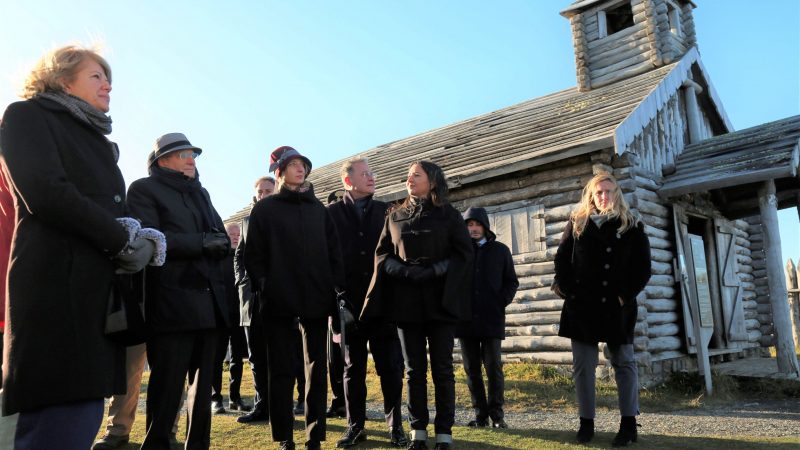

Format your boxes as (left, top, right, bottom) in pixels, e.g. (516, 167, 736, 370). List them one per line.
(786, 259, 800, 349)
(682, 80, 703, 143)
(758, 180, 800, 376)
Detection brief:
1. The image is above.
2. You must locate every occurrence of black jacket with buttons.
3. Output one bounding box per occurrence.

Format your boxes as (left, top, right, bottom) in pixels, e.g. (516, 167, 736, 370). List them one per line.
(455, 237, 519, 340)
(554, 217, 651, 344)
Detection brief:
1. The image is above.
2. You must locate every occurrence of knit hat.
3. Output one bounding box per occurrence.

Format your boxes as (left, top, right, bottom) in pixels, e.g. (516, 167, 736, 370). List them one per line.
(269, 146, 312, 174)
(463, 207, 496, 241)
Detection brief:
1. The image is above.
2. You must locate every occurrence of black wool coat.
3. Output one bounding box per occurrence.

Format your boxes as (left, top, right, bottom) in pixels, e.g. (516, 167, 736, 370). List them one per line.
(234, 213, 257, 326)
(456, 238, 519, 340)
(554, 217, 651, 345)
(361, 199, 473, 324)
(244, 184, 344, 320)
(127, 167, 230, 333)
(0, 98, 129, 415)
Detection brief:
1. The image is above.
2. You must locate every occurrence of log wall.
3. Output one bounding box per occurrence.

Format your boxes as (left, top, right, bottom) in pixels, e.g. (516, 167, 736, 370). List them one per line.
(570, 0, 696, 90)
(744, 215, 776, 347)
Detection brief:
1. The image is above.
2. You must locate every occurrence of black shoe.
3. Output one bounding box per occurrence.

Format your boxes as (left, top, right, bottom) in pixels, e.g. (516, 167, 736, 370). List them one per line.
(611, 416, 638, 447)
(390, 428, 409, 447)
(326, 403, 346, 418)
(229, 398, 252, 412)
(92, 434, 129, 450)
(492, 419, 508, 429)
(237, 408, 269, 423)
(467, 418, 488, 427)
(280, 441, 296, 450)
(293, 401, 305, 415)
(169, 432, 179, 446)
(305, 441, 321, 450)
(211, 399, 225, 414)
(433, 443, 451, 450)
(407, 441, 428, 450)
(576, 417, 594, 444)
(336, 425, 366, 448)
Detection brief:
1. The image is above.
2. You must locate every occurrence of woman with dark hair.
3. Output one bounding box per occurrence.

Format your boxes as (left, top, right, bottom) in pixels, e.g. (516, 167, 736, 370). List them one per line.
(552, 172, 651, 447)
(362, 161, 473, 450)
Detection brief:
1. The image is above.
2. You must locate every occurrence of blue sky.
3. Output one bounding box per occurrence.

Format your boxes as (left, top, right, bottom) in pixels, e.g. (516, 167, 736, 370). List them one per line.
(1, 0, 798, 263)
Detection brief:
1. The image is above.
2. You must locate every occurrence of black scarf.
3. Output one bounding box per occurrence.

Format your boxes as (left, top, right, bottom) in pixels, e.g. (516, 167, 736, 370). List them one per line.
(150, 166, 217, 232)
(37, 91, 113, 135)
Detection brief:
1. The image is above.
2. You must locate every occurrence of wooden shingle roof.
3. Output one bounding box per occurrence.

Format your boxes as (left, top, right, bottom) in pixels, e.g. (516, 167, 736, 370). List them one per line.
(305, 61, 680, 204)
(660, 115, 800, 199)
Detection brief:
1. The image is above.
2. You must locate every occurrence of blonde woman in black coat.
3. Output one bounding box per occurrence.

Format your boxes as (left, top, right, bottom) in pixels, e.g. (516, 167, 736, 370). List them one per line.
(362, 161, 473, 450)
(0, 46, 154, 449)
(552, 172, 651, 447)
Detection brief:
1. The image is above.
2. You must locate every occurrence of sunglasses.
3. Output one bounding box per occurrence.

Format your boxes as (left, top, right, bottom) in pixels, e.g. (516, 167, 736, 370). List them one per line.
(177, 150, 200, 160)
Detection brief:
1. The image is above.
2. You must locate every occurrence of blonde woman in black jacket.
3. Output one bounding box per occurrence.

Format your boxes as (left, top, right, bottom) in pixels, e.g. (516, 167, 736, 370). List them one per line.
(553, 172, 651, 447)
(362, 161, 473, 450)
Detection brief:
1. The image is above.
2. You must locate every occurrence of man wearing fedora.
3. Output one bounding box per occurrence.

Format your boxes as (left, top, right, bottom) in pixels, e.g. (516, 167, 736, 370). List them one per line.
(245, 146, 344, 450)
(127, 132, 231, 449)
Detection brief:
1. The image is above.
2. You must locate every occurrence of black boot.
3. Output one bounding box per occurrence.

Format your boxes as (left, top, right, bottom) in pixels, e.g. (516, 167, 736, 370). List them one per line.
(611, 416, 638, 447)
(576, 417, 594, 444)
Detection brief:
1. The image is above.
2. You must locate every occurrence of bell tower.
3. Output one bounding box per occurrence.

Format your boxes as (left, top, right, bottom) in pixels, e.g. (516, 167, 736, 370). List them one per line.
(561, 0, 697, 91)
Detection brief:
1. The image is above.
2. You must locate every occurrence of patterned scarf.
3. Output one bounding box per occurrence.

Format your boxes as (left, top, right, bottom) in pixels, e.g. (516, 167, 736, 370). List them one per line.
(37, 91, 113, 136)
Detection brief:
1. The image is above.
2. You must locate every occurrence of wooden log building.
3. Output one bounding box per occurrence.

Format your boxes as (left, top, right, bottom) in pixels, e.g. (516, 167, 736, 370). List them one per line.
(227, 0, 800, 383)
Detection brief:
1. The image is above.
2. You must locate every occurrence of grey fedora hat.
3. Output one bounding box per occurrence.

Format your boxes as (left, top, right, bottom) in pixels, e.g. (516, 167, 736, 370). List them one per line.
(150, 132, 202, 165)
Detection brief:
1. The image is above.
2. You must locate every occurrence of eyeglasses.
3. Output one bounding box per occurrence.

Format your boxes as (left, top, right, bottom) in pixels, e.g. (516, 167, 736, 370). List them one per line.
(177, 151, 200, 160)
(358, 171, 376, 179)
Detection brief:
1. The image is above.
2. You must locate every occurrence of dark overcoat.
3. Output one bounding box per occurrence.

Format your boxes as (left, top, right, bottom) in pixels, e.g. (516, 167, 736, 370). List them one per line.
(234, 213, 257, 326)
(361, 198, 473, 324)
(554, 217, 651, 345)
(127, 166, 229, 332)
(244, 184, 344, 320)
(0, 98, 129, 415)
(455, 238, 519, 339)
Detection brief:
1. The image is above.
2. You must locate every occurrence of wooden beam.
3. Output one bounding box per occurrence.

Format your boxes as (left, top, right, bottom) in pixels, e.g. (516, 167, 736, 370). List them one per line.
(757, 179, 800, 376)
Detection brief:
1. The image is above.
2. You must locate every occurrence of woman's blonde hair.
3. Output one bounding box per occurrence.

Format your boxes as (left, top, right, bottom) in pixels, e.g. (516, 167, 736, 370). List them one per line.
(21, 45, 111, 99)
(571, 172, 637, 238)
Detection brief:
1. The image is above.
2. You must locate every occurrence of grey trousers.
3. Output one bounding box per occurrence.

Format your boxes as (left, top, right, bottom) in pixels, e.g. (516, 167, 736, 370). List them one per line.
(571, 340, 639, 418)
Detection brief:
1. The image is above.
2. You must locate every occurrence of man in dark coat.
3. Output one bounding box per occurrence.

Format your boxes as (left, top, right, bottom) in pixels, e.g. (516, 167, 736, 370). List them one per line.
(210, 222, 251, 414)
(456, 207, 518, 429)
(245, 146, 344, 450)
(127, 132, 231, 449)
(328, 158, 407, 448)
(234, 176, 275, 424)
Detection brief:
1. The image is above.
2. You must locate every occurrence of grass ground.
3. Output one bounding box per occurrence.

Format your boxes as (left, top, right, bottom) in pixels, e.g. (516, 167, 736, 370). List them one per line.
(99, 361, 800, 449)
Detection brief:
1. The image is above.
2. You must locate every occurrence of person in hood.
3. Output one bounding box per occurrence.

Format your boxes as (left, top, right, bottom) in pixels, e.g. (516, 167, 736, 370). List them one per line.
(361, 161, 473, 450)
(244, 146, 345, 450)
(552, 172, 651, 447)
(455, 207, 518, 430)
(127, 132, 231, 449)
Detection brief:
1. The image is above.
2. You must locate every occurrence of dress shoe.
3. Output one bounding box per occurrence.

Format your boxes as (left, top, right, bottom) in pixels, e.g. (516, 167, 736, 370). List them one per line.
(280, 441, 296, 450)
(326, 403, 346, 418)
(293, 401, 305, 415)
(611, 416, 638, 447)
(237, 409, 269, 423)
(211, 399, 225, 414)
(406, 440, 428, 450)
(305, 440, 322, 449)
(169, 432, 179, 445)
(92, 434, 129, 450)
(467, 418, 488, 427)
(433, 443, 451, 450)
(336, 425, 366, 448)
(576, 417, 594, 444)
(229, 398, 252, 412)
(390, 427, 409, 447)
(492, 419, 508, 429)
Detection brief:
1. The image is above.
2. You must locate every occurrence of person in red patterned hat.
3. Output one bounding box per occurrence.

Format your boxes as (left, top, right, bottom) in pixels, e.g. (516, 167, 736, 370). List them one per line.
(245, 146, 345, 450)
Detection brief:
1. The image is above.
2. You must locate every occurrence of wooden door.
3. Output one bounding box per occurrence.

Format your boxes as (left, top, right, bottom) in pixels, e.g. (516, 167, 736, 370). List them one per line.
(713, 218, 748, 347)
(673, 204, 699, 352)
(487, 203, 545, 256)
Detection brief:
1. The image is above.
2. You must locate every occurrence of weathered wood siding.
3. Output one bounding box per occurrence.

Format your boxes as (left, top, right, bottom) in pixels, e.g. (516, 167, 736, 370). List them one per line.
(744, 215, 776, 347)
(572, 0, 695, 90)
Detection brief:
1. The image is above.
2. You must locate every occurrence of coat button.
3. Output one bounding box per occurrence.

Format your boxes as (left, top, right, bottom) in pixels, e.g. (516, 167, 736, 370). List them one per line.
(601, 297, 607, 303)
(358, 232, 364, 237)
(113, 194, 122, 203)
(360, 251, 366, 255)
(602, 281, 608, 286)
(606, 247, 612, 253)
(604, 264, 610, 270)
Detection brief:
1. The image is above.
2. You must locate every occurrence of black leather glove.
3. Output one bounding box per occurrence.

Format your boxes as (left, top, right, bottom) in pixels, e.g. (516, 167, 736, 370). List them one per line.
(202, 232, 230, 259)
(114, 237, 155, 274)
(408, 266, 436, 283)
(384, 257, 410, 278)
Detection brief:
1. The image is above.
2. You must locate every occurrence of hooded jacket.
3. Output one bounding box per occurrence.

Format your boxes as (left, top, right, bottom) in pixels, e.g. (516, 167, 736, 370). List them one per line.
(244, 183, 345, 320)
(456, 207, 519, 339)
